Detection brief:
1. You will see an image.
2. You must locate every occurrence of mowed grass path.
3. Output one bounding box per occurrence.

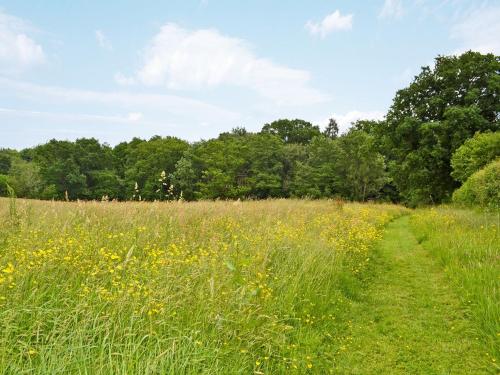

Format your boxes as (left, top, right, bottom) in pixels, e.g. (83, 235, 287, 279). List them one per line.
(334, 216, 490, 374)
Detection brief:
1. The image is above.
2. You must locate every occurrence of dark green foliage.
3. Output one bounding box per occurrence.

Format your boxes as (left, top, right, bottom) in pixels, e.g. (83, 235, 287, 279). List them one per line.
(289, 131, 387, 201)
(387, 118, 454, 205)
(170, 156, 197, 201)
(33, 140, 89, 199)
(0, 150, 42, 198)
(381, 52, 499, 205)
(181, 132, 285, 200)
(6, 158, 42, 198)
(0, 174, 8, 196)
(246, 134, 284, 198)
(120, 136, 189, 200)
(28, 137, 184, 200)
(0, 150, 15, 174)
(387, 52, 499, 124)
(281, 143, 307, 196)
(323, 118, 339, 139)
(190, 134, 252, 199)
(32, 139, 119, 200)
(261, 119, 321, 144)
(39, 184, 58, 200)
(88, 170, 124, 200)
(290, 136, 340, 198)
(337, 131, 387, 201)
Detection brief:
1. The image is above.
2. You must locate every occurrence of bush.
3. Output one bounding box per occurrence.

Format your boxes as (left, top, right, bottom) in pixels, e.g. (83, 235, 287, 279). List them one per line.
(452, 159, 500, 208)
(39, 184, 59, 200)
(7, 158, 42, 198)
(0, 174, 9, 196)
(451, 131, 500, 183)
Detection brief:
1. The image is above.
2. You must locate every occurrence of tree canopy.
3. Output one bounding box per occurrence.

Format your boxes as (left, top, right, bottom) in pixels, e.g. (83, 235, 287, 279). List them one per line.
(261, 119, 322, 144)
(0, 51, 498, 206)
(377, 51, 499, 205)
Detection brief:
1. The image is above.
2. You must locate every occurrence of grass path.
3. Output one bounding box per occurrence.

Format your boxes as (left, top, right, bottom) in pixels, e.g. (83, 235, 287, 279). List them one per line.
(333, 215, 490, 374)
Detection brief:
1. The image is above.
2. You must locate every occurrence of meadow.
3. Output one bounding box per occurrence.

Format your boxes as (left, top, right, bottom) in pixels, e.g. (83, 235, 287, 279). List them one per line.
(410, 207, 500, 365)
(0, 5, 497, 373)
(0, 198, 498, 374)
(0, 198, 404, 373)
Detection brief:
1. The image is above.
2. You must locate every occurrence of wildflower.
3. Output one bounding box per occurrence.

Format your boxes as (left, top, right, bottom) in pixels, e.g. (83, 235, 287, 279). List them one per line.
(2, 263, 14, 274)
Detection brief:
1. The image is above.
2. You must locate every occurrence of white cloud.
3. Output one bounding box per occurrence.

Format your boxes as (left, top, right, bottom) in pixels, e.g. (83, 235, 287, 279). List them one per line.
(127, 112, 143, 121)
(95, 30, 112, 50)
(0, 10, 45, 72)
(379, 0, 404, 19)
(319, 110, 385, 133)
(0, 77, 240, 123)
(114, 72, 135, 85)
(450, 4, 500, 54)
(0, 107, 149, 125)
(135, 23, 328, 106)
(305, 10, 353, 38)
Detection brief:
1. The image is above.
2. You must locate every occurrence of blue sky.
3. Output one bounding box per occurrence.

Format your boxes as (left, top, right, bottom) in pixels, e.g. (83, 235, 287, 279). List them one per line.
(1, 0, 499, 149)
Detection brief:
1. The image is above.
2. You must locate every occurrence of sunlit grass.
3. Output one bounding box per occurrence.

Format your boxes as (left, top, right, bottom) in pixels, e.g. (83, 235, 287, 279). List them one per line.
(410, 207, 500, 367)
(0, 198, 405, 373)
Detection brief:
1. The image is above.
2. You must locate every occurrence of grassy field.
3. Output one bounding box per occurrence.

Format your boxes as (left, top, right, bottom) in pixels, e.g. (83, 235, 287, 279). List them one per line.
(0, 198, 404, 373)
(0, 198, 498, 373)
(410, 207, 500, 369)
(332, 215, 496, 374)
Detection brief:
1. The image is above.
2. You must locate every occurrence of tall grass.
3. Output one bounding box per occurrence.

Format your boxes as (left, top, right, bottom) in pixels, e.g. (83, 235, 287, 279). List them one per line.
(6, 184, 19, 227)
(410, 207, 500, 366)
(0, 198, 404, 373)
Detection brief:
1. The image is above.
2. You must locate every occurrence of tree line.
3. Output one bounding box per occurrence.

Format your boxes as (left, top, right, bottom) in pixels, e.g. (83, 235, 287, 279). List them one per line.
(1, 51, 499, 206)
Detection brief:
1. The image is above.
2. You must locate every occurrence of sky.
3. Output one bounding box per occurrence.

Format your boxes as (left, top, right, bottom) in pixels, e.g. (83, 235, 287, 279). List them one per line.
(0, 0, 499, 149)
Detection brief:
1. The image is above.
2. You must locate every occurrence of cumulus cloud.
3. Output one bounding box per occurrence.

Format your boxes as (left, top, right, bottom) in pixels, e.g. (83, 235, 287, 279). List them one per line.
(450, 4, 500, 54)
(379, 0, 404, 19)
(95, 30, 112, 50)
(114, 72, 135, 85)
(135, 23, 327, 106)
(305, 10, 353, 38)
(0, 10, 45, 72)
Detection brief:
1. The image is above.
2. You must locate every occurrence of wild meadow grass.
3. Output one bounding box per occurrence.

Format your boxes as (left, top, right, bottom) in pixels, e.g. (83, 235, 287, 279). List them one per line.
(410, 207, 500, 366)
(0, 198, 405, 373)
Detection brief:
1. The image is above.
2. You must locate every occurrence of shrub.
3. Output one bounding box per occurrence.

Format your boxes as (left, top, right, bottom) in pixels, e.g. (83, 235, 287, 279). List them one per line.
(0, 174, 8, 196)
(451, 131, 500, 183)
(452, 159, 500, 208)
